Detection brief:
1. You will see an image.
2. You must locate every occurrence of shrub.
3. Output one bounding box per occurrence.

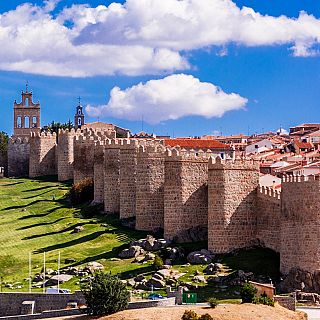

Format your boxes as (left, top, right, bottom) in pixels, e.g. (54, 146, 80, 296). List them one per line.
(240, 283, 258, 303)
(181, 310, 198, 320)
(69, 178, 94, 205)
(254, 296, 275, 307)
(81, 272, 130, 316)
(153, 254, 164, 270)
(208, 297, 218, 308)
(198, 314, 214, 320)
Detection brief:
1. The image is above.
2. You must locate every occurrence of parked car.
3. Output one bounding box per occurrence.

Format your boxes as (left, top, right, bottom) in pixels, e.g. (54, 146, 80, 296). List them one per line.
(148, 293, 164, 300)
(46, 288, 71, 294)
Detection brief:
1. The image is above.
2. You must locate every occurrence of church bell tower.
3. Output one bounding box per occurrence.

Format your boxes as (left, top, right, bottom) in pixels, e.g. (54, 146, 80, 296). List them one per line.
(74, 97, 85, 129)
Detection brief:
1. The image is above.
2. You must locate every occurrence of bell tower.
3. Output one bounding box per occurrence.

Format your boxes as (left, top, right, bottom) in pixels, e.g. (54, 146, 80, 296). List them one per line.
(74, 97, 85, 129)
(13, 84, 41, 137)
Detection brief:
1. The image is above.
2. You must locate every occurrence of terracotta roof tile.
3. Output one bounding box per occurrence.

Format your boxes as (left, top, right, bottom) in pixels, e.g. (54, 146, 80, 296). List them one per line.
(164, 138, 231, 150)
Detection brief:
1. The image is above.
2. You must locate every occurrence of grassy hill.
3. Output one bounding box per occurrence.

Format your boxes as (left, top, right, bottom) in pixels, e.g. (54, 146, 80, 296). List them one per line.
(0, 177, 280, 301)
(0, 177, 149, 292)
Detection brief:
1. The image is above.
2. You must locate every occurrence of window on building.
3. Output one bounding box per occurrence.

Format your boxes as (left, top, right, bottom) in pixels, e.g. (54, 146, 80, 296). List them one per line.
(25, 116, 30, 128)
(32, 116, 37, 128)
(25, 97, 29, 106)
(78, 118, 82, 126)
(78, 109, 82, 115)
(220, 153, 225, 159)
(17, 116, 22, 128)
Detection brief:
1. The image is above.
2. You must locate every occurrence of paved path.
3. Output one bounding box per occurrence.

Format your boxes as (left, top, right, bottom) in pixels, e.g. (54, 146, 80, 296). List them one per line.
(297, 307, 320, 320)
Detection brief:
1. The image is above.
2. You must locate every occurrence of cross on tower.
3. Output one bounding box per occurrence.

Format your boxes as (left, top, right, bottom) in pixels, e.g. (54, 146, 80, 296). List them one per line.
(78, 96, 81, 105)
(26, 81, 29, 93)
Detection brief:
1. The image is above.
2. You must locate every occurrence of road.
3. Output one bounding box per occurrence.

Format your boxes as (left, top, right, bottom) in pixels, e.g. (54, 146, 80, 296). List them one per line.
(297, 307, 320, 320)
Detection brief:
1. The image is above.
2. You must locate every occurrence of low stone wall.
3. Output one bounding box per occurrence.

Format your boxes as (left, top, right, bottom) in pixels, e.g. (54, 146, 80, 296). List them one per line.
(274, 295, 296, 311)
(127, 297, 176, 309)
(0, 291, 85, 317)
(0, 308, 84, 320)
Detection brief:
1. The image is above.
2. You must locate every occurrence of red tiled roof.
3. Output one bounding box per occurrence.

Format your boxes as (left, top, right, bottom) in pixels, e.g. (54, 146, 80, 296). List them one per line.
(295, 141, 313, 149)
(164, 138, 231, 150)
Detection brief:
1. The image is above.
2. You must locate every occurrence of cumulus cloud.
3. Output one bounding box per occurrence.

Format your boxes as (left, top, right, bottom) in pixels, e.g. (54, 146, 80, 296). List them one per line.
(85, 74, 248, 124)
(1, 0, 320, 77)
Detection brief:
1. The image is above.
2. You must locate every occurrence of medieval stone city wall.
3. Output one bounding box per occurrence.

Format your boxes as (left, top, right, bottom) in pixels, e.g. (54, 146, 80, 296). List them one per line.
(29, 132, 57, 178)
(280, 175, 320, 274)
(208, 157, 260, 253)
(57, 129, 78, 181)
(164, 149, 209, 242)
(73, 135, 95, 184)
(103, 140, 121, 213)
(256, 186, 281, 252)
(119, 139, 140, 219)
(135, 143, 166, 231)
(8, 137, 30, 177)
(93, 140, 105, 203)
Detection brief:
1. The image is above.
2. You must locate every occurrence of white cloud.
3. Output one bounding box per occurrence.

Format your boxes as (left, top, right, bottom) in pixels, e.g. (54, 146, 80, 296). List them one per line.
(85, 74, 248, 124)
(1, 0, 320, 77)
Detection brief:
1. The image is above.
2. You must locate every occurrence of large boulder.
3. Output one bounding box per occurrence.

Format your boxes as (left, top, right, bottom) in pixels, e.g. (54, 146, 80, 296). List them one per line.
(187, 249, 214, 264)
(130, 236, 170, 252)
(147, 277, 166, 289)
(165, 247, 185, 261)
(119, 246, 144, 259)
(86, 262, 104, 271)
(204, 263, 223, 275)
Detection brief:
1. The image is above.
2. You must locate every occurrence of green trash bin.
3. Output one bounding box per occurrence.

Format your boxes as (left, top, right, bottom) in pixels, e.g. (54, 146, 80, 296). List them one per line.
(182, 292, 197, 304)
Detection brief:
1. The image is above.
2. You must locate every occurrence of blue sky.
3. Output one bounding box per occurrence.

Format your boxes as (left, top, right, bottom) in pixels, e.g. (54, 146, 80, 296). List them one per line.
(1, 0, 320, 137)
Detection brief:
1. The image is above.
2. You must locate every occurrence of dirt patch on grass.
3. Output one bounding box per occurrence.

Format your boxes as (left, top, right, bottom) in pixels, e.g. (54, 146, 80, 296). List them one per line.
(96, 304, 307, 320)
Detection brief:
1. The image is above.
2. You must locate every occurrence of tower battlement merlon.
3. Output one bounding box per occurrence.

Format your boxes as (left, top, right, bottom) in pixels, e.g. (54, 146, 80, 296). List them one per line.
(282, 173, 320, 183)
(208, 156, 259, 171)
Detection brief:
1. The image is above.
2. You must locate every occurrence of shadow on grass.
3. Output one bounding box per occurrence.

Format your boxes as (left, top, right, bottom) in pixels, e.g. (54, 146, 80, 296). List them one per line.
(17, 217, 67, 230)
(0, 181, 24, 186)
(22, 221, 98, 240)
(22, 188, 65, 199)
(34, 230, 106, 253)
(2, 199, 57, 212)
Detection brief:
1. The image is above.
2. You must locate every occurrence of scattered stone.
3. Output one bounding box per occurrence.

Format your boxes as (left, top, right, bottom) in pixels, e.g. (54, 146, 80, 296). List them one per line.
(147, 277, 165, 289)
(143, 252, 155, 262)
(204, 263, 223, 275)
(86, 261, 104, 271)
(45, 274, 73, 286)
(119, 246, 144, 259)
(193, 275, 207, 283)
(127, 279, 136, 287)
(134, 275, 145, 282)
(165, 247, 185, 261)
(73, 226, 84, 233)
(45, 268, 55, 275)
(187, 250, 214, 264)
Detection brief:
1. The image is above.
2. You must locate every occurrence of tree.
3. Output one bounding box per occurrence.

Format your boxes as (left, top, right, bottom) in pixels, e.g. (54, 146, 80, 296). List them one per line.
(240, 283, 258, 303)
(81, 272, 130, 316)
(0, 131, 8, 153)
(44, 120, 74, 134)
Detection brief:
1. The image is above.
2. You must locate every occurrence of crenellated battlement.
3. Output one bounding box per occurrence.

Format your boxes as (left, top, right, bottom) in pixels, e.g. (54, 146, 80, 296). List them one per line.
(30, 131, 57, 139)
(258, 186, 281, 201)
(208, 156, 259, 170)
(9, 136, 29, 144)
(282, 174, 320, 183)
(165, 147, 213, 162)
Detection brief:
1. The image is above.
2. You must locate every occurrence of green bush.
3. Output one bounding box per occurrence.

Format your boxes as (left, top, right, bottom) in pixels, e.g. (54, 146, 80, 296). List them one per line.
(181, 310, 198, 320)
(208, 297, 218, 308)
(240, 283, 258, 303)
(198, 314, 214, 320)
(254, 295, 275, 307)
(153, 254, 164, 270)
(181, 310, 214, 320)
(81, 272, 130, 316)
(69, 178, 94, 205)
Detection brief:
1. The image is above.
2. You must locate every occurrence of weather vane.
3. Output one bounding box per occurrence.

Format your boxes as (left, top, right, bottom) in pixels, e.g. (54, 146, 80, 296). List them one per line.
(78, 96, 81, 105)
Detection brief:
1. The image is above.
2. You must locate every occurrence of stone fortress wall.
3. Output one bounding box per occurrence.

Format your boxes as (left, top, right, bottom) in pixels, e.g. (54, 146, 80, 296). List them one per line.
(8, 127, 320, 280)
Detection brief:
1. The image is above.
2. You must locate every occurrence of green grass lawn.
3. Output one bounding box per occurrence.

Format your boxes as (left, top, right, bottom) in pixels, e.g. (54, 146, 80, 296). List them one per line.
(0, 177, 280, 303)
(0, 177, 150, 292)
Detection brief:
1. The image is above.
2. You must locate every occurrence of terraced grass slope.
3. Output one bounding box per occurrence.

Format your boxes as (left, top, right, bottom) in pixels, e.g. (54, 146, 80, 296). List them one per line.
(0, 177, 148, 292)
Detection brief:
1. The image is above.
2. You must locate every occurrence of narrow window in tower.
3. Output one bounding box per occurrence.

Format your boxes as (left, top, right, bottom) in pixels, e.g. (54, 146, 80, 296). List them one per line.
(78, 118, 82, 126)
(17, 116, 22, 128)
(25, 116, 30, 128)
(78, 109, 81, 115)
(25, 97, 29, 106)
(32, 117, 37, 128)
